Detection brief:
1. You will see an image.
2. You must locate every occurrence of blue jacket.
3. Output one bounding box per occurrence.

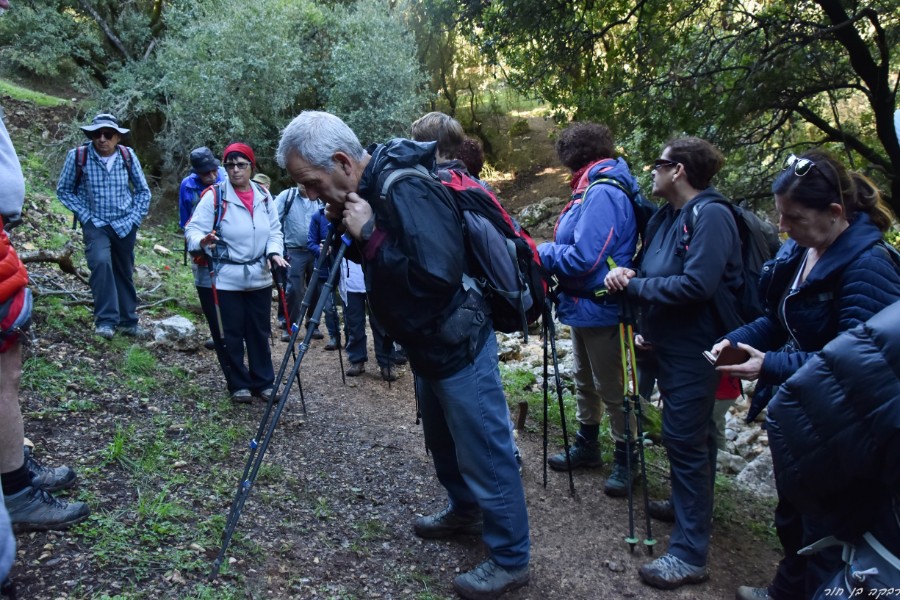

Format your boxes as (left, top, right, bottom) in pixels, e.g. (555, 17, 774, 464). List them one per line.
(725, 213, 900, 388)
(538, 158, 639, 327)
(178, 167, 226, 229)
(768, 300, 900, 545)
(307, 208, 332, 281)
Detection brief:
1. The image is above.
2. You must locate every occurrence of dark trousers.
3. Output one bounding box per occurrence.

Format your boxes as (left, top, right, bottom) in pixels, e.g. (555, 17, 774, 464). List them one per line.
(656, 348, 719, 567)
(283, 247, 313, 325)
(344, 292, 391, 367)
(82, 222, 139, 328)
(197, 286, 274, 394)
(306, 277, 339, 339)
(769, 492, 842, 600)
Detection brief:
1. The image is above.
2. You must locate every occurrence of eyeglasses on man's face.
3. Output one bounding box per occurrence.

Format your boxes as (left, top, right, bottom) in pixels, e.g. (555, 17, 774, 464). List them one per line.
(653, 159, 679, 170)
(91, 130, 118, 141)
(783, 154, 815, 177)
(224, 162, 252, 171)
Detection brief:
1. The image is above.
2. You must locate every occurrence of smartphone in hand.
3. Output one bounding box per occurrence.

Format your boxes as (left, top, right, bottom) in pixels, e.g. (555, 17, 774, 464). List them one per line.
(703, 345, 750, 367)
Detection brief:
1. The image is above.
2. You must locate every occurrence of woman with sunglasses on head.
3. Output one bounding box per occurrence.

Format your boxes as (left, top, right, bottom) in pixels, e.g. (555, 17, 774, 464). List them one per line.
(185, 142, 289, 403)
(604, 137, 744, 590)
(707, 150, 900, 600)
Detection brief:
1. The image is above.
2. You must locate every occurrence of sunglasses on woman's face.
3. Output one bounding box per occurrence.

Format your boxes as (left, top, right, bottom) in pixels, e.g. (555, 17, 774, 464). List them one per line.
(653, 159, 679, 170)
(224, 162, 252, 171)
(783, 154, 815, 176)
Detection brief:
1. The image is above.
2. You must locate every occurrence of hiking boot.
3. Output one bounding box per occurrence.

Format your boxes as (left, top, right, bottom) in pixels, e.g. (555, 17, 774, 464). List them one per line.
(25, 447, 76, 493)
(452, 558, 530, 600)
(258, 388, 274, 401)
(380, 365, 397, 382)
(547, 432, 602, 471)
(5, 485, 90, 532)
(119, 325, 150, 338)
(231, 389, 252, 403)
(413, 506, 482, 539)
(310, 328, 324, 340)
(604, 443, 638, 497)
(204, 338, 216, 350)
(647, 498, 675, 522)
(95, 325, 115, 339)
(324, 337, 338, 351)
(346, 362, 365, 377)
(638, 553, 709, 590)
(736, 586, 770, 599)
(280, 331, 291, 343)
(604, 462, 637, 497)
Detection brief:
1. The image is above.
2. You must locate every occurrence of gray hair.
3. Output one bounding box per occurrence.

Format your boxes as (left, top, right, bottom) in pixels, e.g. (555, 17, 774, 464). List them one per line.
(276, 111, 365, 171)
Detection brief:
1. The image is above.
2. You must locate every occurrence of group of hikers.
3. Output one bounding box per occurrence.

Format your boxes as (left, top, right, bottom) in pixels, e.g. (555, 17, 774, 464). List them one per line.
(0, 44, 899, 600)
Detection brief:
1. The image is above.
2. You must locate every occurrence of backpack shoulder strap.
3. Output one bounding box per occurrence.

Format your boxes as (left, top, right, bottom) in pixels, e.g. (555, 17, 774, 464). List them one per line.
(212, 183, 226, 237)
(379, 164, 432, 200)
(583, 176, 634, 202)
(73, 144, 89, 188)
(281, 187, 298, 228)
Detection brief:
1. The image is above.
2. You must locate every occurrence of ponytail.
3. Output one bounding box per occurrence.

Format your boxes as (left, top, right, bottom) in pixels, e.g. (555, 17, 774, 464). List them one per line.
(846, 172, 894, 233)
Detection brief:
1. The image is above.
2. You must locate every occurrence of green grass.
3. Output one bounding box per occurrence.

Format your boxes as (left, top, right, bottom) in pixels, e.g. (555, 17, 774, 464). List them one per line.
(0, 78, 70, 106)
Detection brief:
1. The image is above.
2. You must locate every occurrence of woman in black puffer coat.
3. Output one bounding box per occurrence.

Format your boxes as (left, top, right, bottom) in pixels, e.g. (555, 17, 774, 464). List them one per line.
(709, 150, 900, 600)
(767, 300, 900, 599)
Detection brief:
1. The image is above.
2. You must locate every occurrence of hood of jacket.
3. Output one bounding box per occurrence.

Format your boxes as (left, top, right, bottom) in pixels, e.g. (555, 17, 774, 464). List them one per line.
(358, 139, 438, 201)
(578, 157, 641, 198)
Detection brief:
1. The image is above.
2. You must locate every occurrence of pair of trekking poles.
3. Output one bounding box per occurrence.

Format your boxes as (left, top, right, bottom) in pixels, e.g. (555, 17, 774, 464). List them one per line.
(540, 293, 655, 554)
(209, 228, 351, 580)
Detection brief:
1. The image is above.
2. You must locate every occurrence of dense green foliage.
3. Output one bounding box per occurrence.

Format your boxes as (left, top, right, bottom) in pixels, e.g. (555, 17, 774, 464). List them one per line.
(460, 0, 900, 211)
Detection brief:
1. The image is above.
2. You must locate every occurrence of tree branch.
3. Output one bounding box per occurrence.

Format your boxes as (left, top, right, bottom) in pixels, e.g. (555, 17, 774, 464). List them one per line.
(75, 0, 132, 61)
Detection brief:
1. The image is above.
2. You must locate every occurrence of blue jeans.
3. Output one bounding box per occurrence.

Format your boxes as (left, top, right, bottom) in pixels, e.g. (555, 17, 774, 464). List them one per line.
(656, 348, 719, 567)
(284, 248, 313, 325)
(415, 332, 530, 570)
(82, 222, 138, 329)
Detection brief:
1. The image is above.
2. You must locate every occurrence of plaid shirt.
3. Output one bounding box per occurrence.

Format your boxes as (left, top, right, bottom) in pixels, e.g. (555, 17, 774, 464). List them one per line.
(56, 143, 151, 238)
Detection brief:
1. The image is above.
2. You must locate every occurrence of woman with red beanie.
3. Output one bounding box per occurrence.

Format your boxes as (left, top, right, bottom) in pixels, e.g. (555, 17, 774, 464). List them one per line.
(185, 142, 289, 403)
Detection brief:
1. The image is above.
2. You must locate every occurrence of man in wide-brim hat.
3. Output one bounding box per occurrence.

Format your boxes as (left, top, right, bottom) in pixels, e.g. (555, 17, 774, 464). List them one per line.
(56, 113, 152, 339)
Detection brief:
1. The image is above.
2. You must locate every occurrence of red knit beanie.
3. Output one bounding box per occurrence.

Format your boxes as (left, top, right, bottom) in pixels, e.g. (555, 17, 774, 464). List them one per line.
(222, 142, 256, 169)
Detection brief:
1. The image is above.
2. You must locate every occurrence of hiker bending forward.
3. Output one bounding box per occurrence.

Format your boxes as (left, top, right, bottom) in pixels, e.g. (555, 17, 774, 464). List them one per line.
(184, 142, 287, 404)
(276, 111, 530, 600)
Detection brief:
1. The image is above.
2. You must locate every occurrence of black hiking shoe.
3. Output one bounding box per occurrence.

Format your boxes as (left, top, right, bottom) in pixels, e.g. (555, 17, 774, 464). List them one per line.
(603, 462, 636, 497)
(547, 433, 602, 471)
(231, 389, 252, 403)
(25, 447, 76, 493)
(324, 337, 338, 351)
(119, 325, 150, 338)
(5, 486, 90, 532)
(639, 553, 709, 590)
(647, 498, 675, 522)
(413, 506, 482, 539)
(452, 558, 530, 600)
(204, 337, 216, 350)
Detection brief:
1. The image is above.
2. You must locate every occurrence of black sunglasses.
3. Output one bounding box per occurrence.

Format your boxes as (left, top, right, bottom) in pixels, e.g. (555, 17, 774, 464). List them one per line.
(653, 159, 679, 170)
(91, 130, 118, 141)
(783, 154, 815, 177)
(224, 162, 252, 171)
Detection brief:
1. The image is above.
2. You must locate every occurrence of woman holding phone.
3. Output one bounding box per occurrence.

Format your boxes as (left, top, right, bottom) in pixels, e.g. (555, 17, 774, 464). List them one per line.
(604, 137, 744, 590)
(709, 149, 900, 600)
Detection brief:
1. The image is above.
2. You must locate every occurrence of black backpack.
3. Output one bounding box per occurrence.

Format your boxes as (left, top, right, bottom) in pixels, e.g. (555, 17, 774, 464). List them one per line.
(578, 177, 659, 248)
(681, 198, 781, 325)
(379, 165, 546, 339)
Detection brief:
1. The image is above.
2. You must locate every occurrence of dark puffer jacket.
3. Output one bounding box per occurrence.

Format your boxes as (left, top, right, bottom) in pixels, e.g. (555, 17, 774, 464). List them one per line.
(725, 213, 900, 418)
(767, 300, 900, 545)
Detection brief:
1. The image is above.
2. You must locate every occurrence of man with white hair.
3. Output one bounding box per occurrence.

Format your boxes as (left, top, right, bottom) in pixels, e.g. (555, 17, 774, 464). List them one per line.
(277, 111, 530, 600)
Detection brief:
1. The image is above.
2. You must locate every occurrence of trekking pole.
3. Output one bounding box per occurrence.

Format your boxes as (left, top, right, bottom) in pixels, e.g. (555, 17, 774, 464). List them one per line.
(621, 296, 656, 554)
(209, 233, 352, 581)
(331, 280, 346, 385)
(618, 297, 638, 553)
(272, 265, 306, 408)
(205, 252, 234, 390)
(540, 299, 575, 496)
